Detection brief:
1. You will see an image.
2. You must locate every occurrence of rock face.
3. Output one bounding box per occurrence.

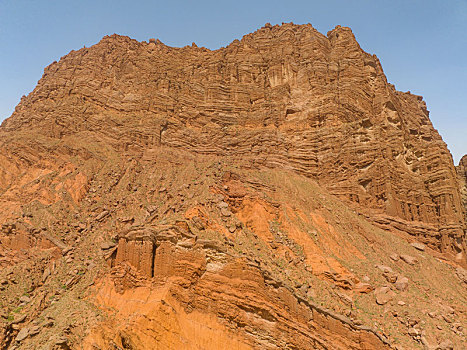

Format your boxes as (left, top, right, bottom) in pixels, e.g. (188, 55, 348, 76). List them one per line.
(87, 242, 389, 350)
(457, 155, 467, 224)
(0, 23, 466, 349)
(2, 23, 464, 259)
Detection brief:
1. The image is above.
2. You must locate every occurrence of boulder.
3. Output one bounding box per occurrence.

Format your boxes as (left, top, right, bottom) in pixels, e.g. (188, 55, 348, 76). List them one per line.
(12, 314, 27, 324)
(400, 255, 417, 265)
(394, 276, 409, 291)
(15, 327, 29, 342)
(217, 201, 229, 209)
(29, 325, 41, 336)
(100, 241, 116, 250)
(374, 286, 396, 305)
(389, 253, 399, 261)
(407, 327, 419, 337)
(19, 296, 30, 304)
(42, 267, 51, 282)
(410, 242, 425, 251)
(383, 271, 398, 283)
(354, 282, 373, 293)
(376, 265, 393, 273)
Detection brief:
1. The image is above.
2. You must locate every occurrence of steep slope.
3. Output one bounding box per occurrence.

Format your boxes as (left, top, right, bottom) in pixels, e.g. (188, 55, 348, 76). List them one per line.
(2, 23, 464, 260)
(0, 23, 465, 350)
(457, 155, 467, 224)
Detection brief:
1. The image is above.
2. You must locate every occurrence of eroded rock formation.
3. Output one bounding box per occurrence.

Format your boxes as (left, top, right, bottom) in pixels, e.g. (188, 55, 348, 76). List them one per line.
(87, 241, 389, 350)
(2, 23, 464, 260)
(0, 23, 466, 350)
(458, 155, 467, 224)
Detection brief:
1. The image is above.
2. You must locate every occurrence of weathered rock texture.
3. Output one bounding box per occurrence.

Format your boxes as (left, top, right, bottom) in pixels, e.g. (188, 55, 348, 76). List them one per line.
(2, 23, 464, 260)
(0, 23, 466, 350)
(457, 155, 467, 224)
(86, 243, 389, 350)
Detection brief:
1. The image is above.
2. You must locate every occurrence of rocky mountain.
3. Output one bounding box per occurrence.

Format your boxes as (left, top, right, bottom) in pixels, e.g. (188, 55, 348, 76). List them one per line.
(458, 155, 467, 224)
(0, 23, 465, 349)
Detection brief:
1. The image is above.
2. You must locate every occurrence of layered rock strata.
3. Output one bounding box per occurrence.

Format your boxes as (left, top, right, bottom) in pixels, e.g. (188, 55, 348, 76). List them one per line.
(87, 240, 390, 350)
(1, 23, 464, 259)
(0, 147, 465, 349)
(457, 155, 467, 224)
(0, 23, 466, 350)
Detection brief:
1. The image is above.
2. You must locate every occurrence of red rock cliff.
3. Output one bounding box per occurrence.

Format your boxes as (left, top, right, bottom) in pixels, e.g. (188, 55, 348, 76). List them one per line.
(2, 23, 464, 260)
(0, 23, 466, 350)
(458, 155, 467, 224)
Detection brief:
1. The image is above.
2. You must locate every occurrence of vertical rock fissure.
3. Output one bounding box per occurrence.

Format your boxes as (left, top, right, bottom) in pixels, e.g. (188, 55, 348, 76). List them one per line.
(151, 242, 157, 277)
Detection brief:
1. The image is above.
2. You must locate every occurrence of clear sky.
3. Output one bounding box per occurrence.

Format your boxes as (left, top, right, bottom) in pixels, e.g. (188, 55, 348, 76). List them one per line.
(0, 0, 466, 163)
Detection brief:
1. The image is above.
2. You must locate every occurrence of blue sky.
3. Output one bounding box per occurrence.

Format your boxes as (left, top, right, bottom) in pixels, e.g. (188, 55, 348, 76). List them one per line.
(0, 0, 466, 163)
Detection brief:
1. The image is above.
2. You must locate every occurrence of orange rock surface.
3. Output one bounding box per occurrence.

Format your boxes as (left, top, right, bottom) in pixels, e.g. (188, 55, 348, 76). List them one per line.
(2, 23, 464, 259)
(457, 155, 467, 224)
(0, 23, 465, 350)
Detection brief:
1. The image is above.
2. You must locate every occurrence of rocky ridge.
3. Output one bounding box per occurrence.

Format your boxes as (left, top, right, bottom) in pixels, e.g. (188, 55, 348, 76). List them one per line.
(0, 23, 466, 349)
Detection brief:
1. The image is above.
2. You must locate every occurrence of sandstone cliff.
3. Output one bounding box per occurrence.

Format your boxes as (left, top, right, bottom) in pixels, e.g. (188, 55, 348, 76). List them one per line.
(457, 155, 467, 224)
(0, 23, 465, 350)
(2, 23, 464, 260)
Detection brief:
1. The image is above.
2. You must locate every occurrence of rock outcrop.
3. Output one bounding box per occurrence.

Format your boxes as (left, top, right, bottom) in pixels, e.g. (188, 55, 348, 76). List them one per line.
(2, 23, 464, 260)
(457, 155, 467, 224)
(87, 241, 389, 350)
(0, 23, 466, 349)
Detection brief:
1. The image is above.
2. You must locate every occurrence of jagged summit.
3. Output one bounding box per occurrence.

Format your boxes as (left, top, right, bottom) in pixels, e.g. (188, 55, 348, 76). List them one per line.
(0, 23, 465, 349)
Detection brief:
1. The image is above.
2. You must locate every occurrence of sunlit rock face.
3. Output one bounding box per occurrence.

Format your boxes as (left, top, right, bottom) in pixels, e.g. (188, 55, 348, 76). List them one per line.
(2, 23, 464, 259)
(458, 155, 467, 224)
(0, 23, 465, 350)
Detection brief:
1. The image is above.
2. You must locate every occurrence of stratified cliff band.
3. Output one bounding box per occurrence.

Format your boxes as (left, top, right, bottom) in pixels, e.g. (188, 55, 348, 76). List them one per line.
(2, 23, 465, 260)
(0, 23, 465, 350)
